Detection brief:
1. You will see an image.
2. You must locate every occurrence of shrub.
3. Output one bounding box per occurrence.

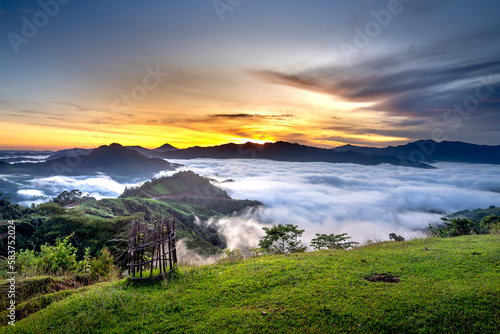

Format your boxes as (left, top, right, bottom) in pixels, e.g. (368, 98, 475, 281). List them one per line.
(249, 247, 264, 257)
(78, 247, 92, 274)
(218, 248, 244, 263)
(480, 215, 500, 232)
(90, 247, 115, 281)
(38, 234, 78, 275)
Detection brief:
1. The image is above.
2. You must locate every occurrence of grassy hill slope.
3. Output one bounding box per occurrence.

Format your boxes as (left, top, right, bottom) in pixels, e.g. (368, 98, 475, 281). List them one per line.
(119, 170, 229, 199)
(4, 235, 499, 333)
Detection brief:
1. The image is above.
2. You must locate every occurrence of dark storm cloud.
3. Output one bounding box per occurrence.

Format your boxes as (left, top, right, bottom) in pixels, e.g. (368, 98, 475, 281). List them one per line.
(249, 56, 500, 112)
(249, 25, 500, 130)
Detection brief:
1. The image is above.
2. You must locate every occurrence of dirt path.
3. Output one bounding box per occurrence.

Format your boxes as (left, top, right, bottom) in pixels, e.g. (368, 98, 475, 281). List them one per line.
(151, 191, 230, 201)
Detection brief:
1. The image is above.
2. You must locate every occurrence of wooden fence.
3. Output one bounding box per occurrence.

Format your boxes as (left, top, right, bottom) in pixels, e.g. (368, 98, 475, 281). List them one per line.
(127, 217, 178, 281)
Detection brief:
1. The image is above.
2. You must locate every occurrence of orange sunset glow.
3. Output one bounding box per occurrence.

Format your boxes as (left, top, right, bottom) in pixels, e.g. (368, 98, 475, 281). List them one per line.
(2, 1, 499, 150)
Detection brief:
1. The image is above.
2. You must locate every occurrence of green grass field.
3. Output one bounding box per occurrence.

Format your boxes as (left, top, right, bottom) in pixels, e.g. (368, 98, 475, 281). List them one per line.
(2, 235, 499, 333)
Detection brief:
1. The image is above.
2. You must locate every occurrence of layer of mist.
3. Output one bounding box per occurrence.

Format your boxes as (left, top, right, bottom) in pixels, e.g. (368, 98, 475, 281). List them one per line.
(4, 159, 500, 256)
(168, 159, 500, 247)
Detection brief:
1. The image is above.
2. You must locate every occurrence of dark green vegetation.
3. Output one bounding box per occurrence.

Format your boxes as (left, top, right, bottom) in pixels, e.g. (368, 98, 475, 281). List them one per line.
(429, 215, 500, 238)
(2, 235, 499, 333)
(448, 205, 500, 221)
(0, 200, 136, 263)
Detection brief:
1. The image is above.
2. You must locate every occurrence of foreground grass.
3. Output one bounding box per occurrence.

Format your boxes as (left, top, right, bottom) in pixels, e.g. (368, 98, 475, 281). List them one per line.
(0, 275, 95, 326)
(3, 235, 500, 333)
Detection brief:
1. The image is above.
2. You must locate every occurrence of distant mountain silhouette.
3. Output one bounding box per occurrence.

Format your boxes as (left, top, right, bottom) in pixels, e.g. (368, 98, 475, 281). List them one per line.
(0, 143, 179, 179)
(161, 141, 434, 168)
(154, 143, 178, 153)
(125, 145, 165, 158)
(333, 140, 500, 165)
(46, 144, 178, 160)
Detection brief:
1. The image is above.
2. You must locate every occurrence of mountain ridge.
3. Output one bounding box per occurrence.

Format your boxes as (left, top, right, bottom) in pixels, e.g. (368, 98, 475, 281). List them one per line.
(0, 143, 179, 180)
(333, 139, 500, 165)
(160, 141, 434, 168)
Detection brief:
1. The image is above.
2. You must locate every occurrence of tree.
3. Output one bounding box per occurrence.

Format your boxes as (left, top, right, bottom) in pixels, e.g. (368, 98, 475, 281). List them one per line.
(310, 233, 358, 250)
(258, 224, 306, 254)
(52, 189, 94, 207)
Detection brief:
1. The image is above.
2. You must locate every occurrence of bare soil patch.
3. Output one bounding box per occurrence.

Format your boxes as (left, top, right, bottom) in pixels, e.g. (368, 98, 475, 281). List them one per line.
(365, 274, 400, 283)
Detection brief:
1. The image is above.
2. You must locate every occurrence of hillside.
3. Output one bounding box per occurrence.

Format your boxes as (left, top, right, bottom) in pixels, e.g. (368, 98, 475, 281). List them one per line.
(448, 205, 500, 221)
(161, 141, 434, 168)
(3, 235, 499, 333)
(120, 170, 229, 199)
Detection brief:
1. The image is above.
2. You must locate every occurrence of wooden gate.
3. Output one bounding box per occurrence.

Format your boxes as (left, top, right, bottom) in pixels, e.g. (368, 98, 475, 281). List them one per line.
(127, 217, 178, 281)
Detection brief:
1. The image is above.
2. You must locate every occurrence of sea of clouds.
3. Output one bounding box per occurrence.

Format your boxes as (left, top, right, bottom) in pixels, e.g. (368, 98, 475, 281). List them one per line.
(165, 159, 500, 246)
(5, 159, 500, 248)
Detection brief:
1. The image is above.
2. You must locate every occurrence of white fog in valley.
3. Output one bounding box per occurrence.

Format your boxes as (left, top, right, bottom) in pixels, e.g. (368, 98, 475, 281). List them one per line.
(9, 160, 500, 248)
(164, 160, 500, 245)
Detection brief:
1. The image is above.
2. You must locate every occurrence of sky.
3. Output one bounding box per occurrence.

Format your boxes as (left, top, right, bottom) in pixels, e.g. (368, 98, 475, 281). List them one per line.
(1, 0, 500, 150)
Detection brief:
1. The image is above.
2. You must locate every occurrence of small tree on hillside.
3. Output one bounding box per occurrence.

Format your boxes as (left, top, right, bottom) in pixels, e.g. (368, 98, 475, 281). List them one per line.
(310, 233, 358, 250)
(258, 224, 306, 254)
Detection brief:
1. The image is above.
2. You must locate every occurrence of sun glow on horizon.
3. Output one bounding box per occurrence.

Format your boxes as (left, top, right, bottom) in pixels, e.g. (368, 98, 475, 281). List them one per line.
(231, 137, 276, 145)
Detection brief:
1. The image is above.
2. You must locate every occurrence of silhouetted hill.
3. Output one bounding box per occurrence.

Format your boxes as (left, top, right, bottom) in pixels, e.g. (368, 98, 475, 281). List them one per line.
(333, 140, 500, 165)
(154, 143, 178, 153)
(161, 141, 433, 168)
(0, 144, 180, 179)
